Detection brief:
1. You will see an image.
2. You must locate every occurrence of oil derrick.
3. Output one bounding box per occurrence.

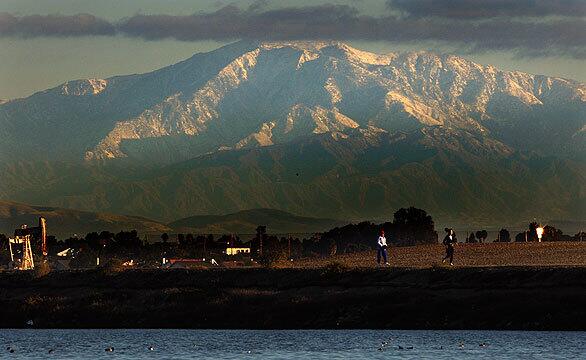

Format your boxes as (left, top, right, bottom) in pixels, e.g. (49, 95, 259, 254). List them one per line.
(8, 217, 47, 270)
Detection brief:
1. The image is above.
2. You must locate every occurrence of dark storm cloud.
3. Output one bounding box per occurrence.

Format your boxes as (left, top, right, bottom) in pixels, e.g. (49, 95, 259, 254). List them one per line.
(0, 13, 116, 37)
(116, 5, 586, 58)
(387, 0, 586, 19)
(0, 5, 584, 58)
(117, 5, 360, 41)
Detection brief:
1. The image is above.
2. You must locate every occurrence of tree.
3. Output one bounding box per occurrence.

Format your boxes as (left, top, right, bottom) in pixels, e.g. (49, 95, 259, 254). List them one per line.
(252, 226, 267, 256)
(475, 230, 488, 243)
(515, 231, 527, 242)
(574, 232, 586, 242)
(99, 231, 115, 246)
(0, 233, 8, 250)
(391, 207, 437, 245)
(542, 225, 571, 242)
(113, 230, 142, 250)
(185, 233, 195, 244)
(466, 233, 476, 243)
(320, 221, 380, 254)
(84, 232, 101, 250)
(527, 222, 539, 242)
(497, 228, 511, 242)
(256, 235, 286, 267)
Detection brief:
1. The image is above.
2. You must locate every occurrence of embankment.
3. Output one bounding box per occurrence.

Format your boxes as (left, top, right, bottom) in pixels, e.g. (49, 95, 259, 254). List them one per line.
(0, 267, 584, 330)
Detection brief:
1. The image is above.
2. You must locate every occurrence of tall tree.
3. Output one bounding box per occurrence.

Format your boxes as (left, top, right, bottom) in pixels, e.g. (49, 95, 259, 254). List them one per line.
(497, 228, 511, 242)
(475, 230, 488, 243)
(391, 207, 437, 245)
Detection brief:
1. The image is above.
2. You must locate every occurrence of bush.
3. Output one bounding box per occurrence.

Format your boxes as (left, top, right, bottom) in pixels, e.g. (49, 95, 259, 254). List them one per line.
(256, 253, 279, 268)
(34, 261, 51, 278)
(100, 259, 125, 274)
(321, 261, 349, 275)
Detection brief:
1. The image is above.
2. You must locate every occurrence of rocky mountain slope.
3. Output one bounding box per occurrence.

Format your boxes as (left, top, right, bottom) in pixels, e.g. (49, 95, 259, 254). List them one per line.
(1, 41, 583, 163)
(0, 41, 584, 225)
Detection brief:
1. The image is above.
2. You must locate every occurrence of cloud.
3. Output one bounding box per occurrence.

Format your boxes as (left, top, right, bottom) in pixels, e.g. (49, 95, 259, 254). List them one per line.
(0, 5, 584, 59)
(117, 5, 360, 41)
(116, 5, 586, 58)
(0, 13, 116, 37)
(387, 0, 586, 19)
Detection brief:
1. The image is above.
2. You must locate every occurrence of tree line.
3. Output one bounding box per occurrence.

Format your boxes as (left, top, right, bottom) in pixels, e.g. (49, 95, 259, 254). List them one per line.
(0, 207, 584, 269)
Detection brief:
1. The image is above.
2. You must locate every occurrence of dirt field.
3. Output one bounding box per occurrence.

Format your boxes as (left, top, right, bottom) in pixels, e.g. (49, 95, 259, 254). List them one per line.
(280, 242, 586, 268)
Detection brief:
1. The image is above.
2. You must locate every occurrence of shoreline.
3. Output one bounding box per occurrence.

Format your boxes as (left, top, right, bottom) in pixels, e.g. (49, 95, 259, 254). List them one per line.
(0, 266, 584, 330)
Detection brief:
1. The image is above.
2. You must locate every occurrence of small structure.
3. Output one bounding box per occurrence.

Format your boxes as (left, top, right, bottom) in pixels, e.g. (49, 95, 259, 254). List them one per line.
(8, 217, 47, 270)
(9, 232, 35, 270)
(57, 248, 73, 257)
(225, 247, 251, 255)
(122, 259, 135, 267)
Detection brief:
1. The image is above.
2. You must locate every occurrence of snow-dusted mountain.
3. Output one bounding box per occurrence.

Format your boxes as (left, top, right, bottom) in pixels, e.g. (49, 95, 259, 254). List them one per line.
(0, 41, 584, 225)
(1, 41, 584, 163)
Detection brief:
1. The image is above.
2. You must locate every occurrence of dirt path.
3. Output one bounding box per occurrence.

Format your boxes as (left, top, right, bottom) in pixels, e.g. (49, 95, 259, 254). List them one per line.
(281, 242, 586, 268)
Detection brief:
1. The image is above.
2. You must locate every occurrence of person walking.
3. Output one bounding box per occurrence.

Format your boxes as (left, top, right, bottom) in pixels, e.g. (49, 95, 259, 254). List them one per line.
(377, 230, 389, 266)
(442, 228, 457, 266)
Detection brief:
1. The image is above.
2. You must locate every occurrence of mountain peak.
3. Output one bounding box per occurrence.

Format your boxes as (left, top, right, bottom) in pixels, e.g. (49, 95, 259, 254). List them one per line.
(0, 41, 584, 225)
(61, 78, 108, 96)
(259, 40, 345, 51)
(1, 40, 584, 165)
(254, 40, 396, 66)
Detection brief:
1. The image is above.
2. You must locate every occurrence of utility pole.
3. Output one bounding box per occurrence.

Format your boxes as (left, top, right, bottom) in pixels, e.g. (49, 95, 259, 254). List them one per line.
(256, 226, 266, 257)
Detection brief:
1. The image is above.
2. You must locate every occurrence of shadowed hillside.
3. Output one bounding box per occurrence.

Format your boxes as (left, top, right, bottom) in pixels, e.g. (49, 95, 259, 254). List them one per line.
(0, 201, 170, 238)
(0, 201, 344, 237)
(169, 208, 344, 234)
(0, 41, 583, 226)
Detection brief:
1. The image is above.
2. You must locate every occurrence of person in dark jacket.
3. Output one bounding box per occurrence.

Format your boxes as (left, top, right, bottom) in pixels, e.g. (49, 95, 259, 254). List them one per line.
(442, 228, 457, 266)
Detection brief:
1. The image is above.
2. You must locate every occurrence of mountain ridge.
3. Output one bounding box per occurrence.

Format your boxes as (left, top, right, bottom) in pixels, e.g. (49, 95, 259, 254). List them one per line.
(0, 200, 345, 237)
(0, 41, 583, 225)
(0, 200, 171, 238)
(2, 40, 583, 163)
(169, 208, 344, 234)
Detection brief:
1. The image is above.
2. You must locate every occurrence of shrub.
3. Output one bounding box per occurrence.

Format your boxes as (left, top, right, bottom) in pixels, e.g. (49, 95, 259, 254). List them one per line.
(100, 259, 125, 274)
(34, 261, 51, 278)
(321, 261, 349, 275)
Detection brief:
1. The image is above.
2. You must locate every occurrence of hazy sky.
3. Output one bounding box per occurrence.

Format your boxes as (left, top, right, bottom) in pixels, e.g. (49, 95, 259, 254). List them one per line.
(1, 0, 584, 99)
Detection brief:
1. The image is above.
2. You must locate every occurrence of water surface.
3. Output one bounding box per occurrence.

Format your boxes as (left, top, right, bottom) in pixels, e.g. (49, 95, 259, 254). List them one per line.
(1, 329, 584, 359)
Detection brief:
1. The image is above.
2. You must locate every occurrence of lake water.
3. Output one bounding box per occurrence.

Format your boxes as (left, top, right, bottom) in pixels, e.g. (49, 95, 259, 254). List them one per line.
(0, 329, 584, 359)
